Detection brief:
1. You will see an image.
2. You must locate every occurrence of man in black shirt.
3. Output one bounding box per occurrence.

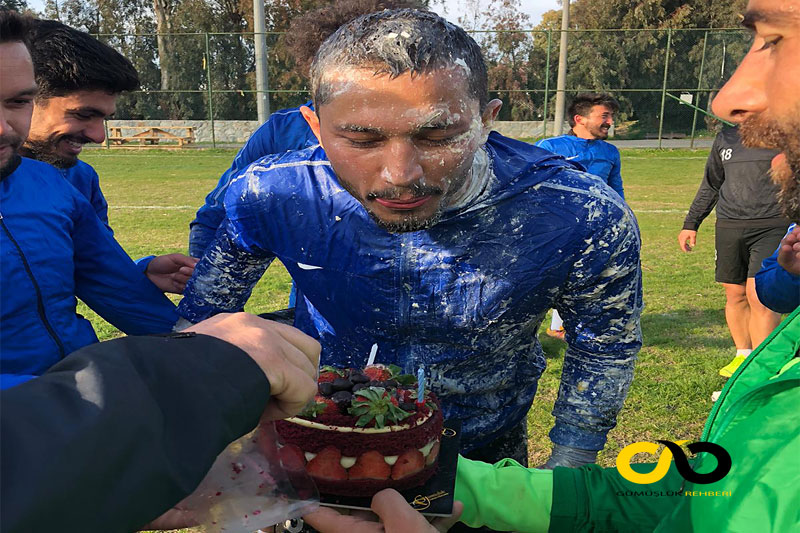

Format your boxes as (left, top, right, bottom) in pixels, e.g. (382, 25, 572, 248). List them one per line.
(678, 126, 786, 378)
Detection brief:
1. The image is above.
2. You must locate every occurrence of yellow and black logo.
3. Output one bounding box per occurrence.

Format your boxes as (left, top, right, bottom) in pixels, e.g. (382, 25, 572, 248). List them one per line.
(616, 440, 731, 485)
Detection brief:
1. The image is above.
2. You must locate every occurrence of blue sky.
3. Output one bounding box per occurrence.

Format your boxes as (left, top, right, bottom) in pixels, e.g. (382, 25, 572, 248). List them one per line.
(434, 0, 560, 27)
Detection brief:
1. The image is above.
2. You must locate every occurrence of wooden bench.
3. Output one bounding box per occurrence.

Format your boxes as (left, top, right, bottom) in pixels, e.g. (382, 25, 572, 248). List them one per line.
(108, 126, 195, 147)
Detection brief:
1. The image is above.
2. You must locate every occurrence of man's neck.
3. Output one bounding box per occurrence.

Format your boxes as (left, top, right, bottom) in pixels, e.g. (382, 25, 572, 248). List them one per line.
(446, 147, 492, 211)
(570, 127, 596, 141)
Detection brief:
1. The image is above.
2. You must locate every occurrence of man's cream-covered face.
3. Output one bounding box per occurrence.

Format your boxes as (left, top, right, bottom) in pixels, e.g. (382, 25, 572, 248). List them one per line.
(712, 0, 800, 221)
(302, 67, 501, 232)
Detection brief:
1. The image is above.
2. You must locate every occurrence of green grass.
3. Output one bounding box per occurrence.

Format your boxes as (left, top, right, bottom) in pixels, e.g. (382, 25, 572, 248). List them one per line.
(80, 146, 736, 468)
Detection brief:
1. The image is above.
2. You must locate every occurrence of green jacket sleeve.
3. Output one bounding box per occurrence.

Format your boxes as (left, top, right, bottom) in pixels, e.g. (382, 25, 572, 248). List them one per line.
(550, 462, 685, 533)
(454, 456, 553, 532)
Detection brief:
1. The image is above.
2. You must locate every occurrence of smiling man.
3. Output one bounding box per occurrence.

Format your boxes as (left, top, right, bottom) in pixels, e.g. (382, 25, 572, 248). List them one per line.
(20, 19, 196, 294)
(178, 9, 643, 469)
(535, 94, 624, 342)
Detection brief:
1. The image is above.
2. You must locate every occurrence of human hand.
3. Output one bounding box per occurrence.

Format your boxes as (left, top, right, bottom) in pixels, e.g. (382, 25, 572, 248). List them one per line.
(777, 226, 800, 275)
(678, 230, 697, 252)
(187, 313, 320, 420)
(145, 253, 198, 293)
(303, 489, 463, 532)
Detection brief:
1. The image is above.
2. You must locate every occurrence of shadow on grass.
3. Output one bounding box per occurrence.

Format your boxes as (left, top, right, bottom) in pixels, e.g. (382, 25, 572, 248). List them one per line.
(642, 307, 730, 350)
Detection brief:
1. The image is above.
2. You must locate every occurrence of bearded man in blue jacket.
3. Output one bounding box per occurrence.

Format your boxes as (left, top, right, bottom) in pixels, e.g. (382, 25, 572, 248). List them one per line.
(178, 9, 644, 469)
(536, 93, 625, 341)
(20, 19, 196, 294)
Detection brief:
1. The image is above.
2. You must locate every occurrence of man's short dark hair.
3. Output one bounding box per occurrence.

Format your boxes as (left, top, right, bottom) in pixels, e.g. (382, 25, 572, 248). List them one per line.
(568, 93, 619, 127)
(310, 8, 488, 110)
(29, 19, 139, 100)
(0, 9, 31, 50)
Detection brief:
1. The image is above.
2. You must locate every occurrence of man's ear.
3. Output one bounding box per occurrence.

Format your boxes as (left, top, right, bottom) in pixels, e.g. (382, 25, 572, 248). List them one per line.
(300, 105, 324, 148)
(481, 99, 503, 127)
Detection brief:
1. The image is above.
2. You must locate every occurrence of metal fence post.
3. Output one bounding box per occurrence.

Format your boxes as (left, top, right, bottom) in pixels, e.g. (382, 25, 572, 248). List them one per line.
(542, 29, 552, 138)
(657, 27, 672, 149)
(689, 30, 708, 148)
(204, 32, 216, 148)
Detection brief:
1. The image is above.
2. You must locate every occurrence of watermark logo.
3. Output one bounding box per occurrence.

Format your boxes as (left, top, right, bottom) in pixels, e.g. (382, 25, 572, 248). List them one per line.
(616, 440, 731, 485)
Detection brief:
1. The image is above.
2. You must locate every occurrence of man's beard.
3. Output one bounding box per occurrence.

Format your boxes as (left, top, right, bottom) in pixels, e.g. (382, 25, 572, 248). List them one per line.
(20, 133, 87, 168)
(589, 124, 610, 140)
(739, 112, 800, 223)
(338, 174, 464, 233)
(0, 133, 23, 175)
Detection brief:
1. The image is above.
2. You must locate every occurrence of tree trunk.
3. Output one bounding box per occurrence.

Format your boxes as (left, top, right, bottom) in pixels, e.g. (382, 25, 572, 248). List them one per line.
(153, 0, 173, 92)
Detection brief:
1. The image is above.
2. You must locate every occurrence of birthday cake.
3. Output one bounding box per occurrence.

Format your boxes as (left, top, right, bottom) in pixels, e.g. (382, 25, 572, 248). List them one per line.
(275, 364, 443, 497)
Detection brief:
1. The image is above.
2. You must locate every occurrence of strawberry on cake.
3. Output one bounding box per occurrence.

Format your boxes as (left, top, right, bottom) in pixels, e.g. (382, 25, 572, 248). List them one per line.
(275, 365, 443, 497)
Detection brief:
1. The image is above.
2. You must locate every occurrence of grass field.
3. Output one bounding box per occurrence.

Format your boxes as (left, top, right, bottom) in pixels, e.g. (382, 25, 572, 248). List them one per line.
(80, 146, 738, 468)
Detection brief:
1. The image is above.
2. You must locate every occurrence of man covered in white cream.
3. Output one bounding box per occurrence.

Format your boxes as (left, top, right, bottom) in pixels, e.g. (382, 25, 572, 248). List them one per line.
(178, 8, 643, 469)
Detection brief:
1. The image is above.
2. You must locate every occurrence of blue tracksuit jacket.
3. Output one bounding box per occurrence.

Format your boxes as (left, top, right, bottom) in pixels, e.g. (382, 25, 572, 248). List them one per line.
(59, 160, 112, 233)
(177, 132, 643, 452)
(0, 157, 178, 389)
(756, 223, 799, 313)
(188, 102, 319, 258)
(536, 134, 624, 199)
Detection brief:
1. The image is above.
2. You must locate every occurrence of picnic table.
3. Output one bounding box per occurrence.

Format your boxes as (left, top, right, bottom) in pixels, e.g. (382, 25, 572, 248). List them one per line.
(108, 126, 195, 147)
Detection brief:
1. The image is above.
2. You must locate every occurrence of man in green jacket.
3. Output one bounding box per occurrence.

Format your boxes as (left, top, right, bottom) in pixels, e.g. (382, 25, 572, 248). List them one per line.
(304, 0, 800, 530)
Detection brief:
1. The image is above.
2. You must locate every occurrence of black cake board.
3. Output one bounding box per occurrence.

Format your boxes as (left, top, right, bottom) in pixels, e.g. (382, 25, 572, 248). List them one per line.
(319, 420, 461, 517)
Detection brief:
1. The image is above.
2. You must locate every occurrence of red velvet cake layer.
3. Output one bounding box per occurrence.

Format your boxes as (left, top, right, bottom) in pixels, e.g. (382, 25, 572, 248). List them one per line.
(276, 407, 443, 457)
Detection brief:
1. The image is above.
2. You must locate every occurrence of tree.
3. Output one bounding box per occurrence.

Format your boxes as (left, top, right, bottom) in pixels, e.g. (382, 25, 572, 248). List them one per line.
(532, 0, 749, 134)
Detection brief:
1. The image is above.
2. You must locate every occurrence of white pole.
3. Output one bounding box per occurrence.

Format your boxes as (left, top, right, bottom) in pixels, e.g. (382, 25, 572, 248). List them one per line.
(553, 0, 570, 136)
(253, 0, 270, 122)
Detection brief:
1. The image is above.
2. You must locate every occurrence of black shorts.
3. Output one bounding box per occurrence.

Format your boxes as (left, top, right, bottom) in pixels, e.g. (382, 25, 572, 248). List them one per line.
(715, 225, 786, 284)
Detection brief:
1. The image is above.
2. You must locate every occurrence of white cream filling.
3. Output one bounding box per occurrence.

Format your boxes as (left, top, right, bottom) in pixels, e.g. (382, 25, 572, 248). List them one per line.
(301, 438, 439, 468)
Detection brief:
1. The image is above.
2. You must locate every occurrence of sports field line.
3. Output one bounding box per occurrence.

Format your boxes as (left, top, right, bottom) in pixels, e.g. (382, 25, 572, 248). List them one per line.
(112, 205, 196, 209)
(111, 205, 689, 214)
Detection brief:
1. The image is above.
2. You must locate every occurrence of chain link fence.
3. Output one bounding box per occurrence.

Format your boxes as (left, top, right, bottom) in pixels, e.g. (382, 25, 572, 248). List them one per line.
(96, 28, 752, 147)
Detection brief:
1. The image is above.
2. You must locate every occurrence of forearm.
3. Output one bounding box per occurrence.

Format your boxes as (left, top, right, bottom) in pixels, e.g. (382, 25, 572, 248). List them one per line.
(608, 164, 624, 200)
(188, 213, 225, 259)
(682, 185, 719, 230)
(684, 153, 723, 230)
(0, 333, 270, 533)
(455, 457, 553, 532)
(555, 220, 642, 450)
(550, 462, 684, 532)
(755, 260, 800, 313)
(73, 204, 178, 334)
(550, 345, 638, 450)
(178, 226, 272, 323)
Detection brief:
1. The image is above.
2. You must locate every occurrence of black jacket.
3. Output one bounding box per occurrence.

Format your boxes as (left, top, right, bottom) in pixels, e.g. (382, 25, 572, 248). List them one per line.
(1, 333, 269, 533)
(683, 127, 789, 230)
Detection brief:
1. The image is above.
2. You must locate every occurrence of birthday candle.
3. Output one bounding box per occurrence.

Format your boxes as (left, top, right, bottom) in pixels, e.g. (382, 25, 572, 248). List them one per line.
(416, 366, 425, 404)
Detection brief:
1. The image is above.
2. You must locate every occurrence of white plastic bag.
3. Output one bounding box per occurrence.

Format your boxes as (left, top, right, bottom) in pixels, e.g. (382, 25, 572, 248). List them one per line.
(182, 420, 319, 532)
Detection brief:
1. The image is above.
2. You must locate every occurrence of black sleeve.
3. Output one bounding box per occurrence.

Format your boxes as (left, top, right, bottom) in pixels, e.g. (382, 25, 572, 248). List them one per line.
(0, 333, 270, 533)
(683, 136, 725, 230)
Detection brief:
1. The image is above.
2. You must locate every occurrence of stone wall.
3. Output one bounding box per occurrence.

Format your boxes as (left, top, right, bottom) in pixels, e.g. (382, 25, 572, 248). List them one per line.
(107, 119, 571, 144)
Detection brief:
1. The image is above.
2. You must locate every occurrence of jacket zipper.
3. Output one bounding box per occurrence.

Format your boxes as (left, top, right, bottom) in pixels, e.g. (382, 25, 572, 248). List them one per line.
(0, 212, 67, 359)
